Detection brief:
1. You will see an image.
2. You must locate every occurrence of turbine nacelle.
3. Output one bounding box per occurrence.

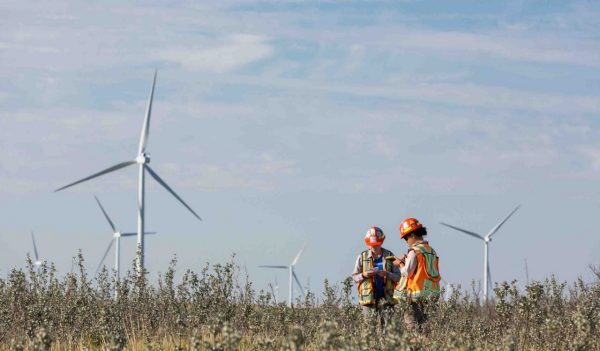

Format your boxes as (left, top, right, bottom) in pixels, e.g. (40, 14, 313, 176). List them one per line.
(113, 231, 122, 238)
(136, 154, 150, 164)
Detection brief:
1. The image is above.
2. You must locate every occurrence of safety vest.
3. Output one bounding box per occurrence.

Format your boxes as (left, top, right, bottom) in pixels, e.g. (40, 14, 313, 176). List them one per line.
(394, 242, 441, 300)
(358, 249, 397, 306)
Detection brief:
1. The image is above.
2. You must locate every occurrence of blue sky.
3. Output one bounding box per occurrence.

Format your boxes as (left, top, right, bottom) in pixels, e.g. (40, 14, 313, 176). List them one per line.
(1, 0, 600, 302)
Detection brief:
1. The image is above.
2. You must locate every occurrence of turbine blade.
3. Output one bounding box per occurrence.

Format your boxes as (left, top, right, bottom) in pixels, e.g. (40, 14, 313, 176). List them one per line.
(95, 239, 114, 276)
(145, 165, 202, 221)
(121, 232, 156, 236)
(31, 232, 39, 262)
(258, 265, 288, 269)
(291, 243, 306, 266)
(55, 160, 137, 192)
(94, 195, 117, 233)
(293, 271, 305, 296)
(138, 70, 157, 155)
(440, 222, 485, 241)
(486, 205, 521, 239)
(487, 265, 493, 291)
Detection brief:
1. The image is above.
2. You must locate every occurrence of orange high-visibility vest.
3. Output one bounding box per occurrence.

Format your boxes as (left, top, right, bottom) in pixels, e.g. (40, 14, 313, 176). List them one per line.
(394, 242, 441, 300)
(358, 249, 397, 306)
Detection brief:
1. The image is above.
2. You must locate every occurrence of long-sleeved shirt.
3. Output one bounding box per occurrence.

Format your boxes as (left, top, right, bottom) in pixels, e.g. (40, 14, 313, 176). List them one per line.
(352, 247, 401, 285)
(400, 240, 429, 277)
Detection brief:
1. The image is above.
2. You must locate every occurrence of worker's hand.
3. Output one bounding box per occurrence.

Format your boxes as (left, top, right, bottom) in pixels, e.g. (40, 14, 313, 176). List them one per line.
(392, 254, 407, 267)
(376, 270, 388, 277)
(363, 270, 375, 278)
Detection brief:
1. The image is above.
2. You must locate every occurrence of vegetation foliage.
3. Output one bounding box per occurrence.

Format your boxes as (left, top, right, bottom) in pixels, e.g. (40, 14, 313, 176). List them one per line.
(0, 254, 598, 350)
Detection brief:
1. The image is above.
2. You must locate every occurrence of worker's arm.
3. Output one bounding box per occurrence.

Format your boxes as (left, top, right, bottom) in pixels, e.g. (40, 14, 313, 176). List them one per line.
(400, 250, 418, 277)
(352, 254, 365, 284)
(386, 258, 401, 282)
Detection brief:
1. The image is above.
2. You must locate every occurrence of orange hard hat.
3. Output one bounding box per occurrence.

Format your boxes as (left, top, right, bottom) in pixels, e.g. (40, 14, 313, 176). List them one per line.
(364, 227, 385, 247)
(399, 218, 423, 239)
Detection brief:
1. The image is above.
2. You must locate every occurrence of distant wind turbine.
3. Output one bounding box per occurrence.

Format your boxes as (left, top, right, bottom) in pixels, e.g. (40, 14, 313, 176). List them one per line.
(93, 195, 155, 279)
(440, 205, 520, 301)
(55, 71, 201, 272)
(268, 276, 279, 304)
(30, 232, 42, 270)
(440, 278, 454, 301)
(259, 244, 306, 307)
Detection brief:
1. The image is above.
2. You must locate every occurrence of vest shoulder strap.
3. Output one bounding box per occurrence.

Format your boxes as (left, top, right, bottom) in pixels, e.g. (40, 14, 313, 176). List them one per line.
(381, 249, 391, 257)
(412, 243, 437, 256)
(409, 245, 425, 255)
(361, 249, 370, 259)
(361, 250, 371, 270)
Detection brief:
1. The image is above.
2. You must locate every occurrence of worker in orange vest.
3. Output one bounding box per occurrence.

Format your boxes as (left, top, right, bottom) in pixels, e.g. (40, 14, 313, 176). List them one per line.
(393, 218, 441, 333)
(352, 227, 401, 324)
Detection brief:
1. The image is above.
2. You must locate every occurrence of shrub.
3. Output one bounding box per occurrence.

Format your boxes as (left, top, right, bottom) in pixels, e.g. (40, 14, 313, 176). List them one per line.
(0, 256, 598, 350)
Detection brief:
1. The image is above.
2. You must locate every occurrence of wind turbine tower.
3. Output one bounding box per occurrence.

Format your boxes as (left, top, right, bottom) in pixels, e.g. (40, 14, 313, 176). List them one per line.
(55, 71, 202, 272)
(440, 205, 520, 301)
(30, 232, 42, 270)
(93, 196, 155, 279)
(259, 244, 306, 307)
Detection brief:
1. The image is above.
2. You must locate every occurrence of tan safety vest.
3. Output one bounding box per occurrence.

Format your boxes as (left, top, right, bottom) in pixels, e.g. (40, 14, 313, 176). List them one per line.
(358, 249, 397, 306)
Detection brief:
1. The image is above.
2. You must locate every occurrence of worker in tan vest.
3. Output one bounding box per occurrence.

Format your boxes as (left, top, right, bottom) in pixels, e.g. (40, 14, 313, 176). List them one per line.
(352, 227, 401, 326)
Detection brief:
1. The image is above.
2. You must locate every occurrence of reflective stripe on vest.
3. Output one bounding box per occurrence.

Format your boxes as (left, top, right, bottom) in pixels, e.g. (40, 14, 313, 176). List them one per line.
(358, 249, 397, 305)
(394, 243, 441, 300)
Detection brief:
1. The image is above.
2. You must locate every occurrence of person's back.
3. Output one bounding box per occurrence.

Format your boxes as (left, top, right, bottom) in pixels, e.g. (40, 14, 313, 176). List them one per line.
(392, 218, 441, 333)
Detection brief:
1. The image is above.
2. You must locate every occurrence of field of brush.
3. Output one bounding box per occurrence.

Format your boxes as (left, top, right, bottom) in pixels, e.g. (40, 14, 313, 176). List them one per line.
(1, 255, 599, 350)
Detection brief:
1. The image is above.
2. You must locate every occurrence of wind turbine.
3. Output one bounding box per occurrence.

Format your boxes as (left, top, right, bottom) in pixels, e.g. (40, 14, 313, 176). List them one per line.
(440, 278, 454, 301)
(259, 244, 306, 307)
(55, 70, 201, 272)
(440, 205, 520, 301)
(30, 232, 42, 270)
(93, 195, 155, 279)
(268, 276, 279, 304)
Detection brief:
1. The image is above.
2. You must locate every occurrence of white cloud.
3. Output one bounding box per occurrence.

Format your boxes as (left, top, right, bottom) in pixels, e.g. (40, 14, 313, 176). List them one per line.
(345, 133, 398, 160)
(384, 29, 600, 67)
(155, 152, 297, 192)
(0, 178, 46, 194)
(172, 163, 275, 192)
(575, 147, 600, 172)
(221, 74, 600, 115)
(258, 152, 296, 174)
(159, 34, 273, 73)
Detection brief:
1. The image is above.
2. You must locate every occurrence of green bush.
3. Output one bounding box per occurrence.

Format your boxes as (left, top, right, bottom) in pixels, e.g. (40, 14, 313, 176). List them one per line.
(0, 254, 598, 350)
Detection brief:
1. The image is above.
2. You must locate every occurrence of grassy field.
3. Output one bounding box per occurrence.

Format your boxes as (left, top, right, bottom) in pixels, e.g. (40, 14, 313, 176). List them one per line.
(0, 255, 598, 350)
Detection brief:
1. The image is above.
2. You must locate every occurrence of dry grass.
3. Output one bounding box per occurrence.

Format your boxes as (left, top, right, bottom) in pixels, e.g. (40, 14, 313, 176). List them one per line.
(0, 253, 598, 350)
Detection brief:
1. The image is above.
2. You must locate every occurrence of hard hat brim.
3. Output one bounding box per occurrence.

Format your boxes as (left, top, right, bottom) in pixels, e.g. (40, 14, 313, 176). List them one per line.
(400, 224, 423, 239)
(365, 240, 384, 247)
